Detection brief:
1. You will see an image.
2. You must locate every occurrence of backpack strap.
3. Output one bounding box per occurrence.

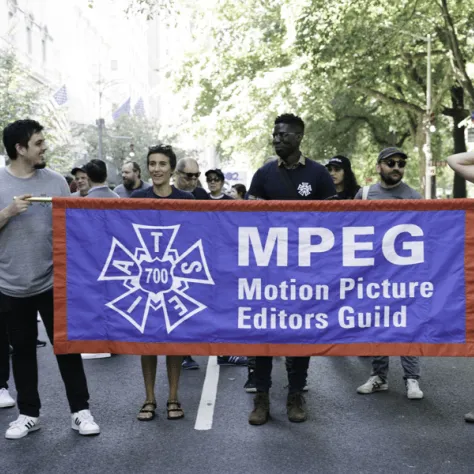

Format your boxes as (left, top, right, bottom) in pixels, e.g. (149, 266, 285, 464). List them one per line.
(362, 185, 370, 200)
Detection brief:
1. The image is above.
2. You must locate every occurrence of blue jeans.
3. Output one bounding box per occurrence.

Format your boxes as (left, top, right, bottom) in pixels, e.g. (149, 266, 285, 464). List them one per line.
(371, 356, 420, 381)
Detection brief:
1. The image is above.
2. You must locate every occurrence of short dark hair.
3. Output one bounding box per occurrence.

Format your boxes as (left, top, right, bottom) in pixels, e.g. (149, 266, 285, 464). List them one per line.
(84, 159, 107, 183)
(232, 183, 247, 198)
(147, 145, 177, 171)
(274, 113, 305, 133)
(2, 119, 44, 159)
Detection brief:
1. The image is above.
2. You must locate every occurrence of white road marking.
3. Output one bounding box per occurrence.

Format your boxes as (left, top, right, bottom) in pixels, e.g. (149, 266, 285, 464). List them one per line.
(194, 356, 220, 431)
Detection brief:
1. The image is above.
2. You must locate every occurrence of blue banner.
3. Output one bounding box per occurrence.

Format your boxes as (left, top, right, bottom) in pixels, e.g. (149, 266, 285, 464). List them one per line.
(65, 208, 465, 346)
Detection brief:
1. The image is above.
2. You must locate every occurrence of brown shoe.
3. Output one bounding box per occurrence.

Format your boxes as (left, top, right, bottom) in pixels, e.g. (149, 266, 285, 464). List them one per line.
(287, 392, 307, 423)
(249, 392, 270, 425)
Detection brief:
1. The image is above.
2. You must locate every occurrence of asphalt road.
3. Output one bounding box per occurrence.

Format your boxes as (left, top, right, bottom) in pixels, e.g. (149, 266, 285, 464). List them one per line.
(2, 325, 474, 474)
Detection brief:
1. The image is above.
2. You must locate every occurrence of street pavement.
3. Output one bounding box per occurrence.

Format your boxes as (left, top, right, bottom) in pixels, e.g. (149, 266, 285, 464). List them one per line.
(2, 325, 474, 474)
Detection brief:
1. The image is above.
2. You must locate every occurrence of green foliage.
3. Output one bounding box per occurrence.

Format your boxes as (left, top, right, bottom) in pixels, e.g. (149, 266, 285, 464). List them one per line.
(72, 114, 165, 173)
(125, 0, 474, 194)
(0, 49, 72, 173)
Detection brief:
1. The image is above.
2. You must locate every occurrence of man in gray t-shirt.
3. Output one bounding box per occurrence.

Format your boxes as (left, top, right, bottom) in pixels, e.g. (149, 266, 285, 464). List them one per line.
(354, 147, 424, 401)
(0, 119, 99, 439)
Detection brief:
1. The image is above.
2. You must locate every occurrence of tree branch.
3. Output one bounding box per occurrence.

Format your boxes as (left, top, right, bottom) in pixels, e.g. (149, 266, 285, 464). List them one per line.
(356, 87, 425, 115)
(439, 0, 474, 105)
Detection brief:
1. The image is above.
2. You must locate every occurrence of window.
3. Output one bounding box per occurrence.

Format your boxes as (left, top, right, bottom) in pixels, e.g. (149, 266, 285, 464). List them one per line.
(26, 15, 34, 56)
(42, 27, 48, 63)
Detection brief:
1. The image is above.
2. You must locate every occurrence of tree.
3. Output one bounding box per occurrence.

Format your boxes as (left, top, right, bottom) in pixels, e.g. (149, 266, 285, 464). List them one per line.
(0, 49, 73, 173)
(124, 0, 474, 196)
(71, 113, 200, 183)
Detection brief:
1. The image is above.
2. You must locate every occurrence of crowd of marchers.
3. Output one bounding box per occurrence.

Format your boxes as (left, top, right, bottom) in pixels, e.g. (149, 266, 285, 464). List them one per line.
(1, 113, 474, 440)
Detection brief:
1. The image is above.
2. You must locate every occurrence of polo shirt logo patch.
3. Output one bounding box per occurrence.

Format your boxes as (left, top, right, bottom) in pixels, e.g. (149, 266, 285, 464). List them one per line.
(297, 182, 312, 197)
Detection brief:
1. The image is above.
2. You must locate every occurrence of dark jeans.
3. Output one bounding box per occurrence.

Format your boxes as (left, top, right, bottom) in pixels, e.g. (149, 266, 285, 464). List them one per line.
(0, 311, 9, 390)
(255, 356, 310, 394)
(3, 289, 90, 417)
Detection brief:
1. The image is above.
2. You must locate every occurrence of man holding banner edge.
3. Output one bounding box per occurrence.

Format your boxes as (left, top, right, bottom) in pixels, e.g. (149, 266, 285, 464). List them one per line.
(247, 113, 336, 425)
(354, 147, 424, 400)
(0, 120, 100, 439)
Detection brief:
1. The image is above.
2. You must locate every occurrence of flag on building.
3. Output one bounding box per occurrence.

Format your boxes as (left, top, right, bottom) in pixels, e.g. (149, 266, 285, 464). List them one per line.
(112, 97, 131, 121)
(133, 97, 145, 117)
(53, 85, 68, 106)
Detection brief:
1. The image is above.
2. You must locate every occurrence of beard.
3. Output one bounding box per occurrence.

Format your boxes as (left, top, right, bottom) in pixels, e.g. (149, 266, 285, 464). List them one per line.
(123, 179, 135, 190)
(380, 170, 402, 186)
(34, 162, 47, 170)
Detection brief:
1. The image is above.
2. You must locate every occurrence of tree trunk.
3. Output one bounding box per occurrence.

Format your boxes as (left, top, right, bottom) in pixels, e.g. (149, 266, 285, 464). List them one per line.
(451, 86, 467, 198)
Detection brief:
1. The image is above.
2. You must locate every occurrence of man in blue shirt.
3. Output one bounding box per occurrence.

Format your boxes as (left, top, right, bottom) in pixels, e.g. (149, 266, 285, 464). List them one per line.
(247, 113, 336, 426)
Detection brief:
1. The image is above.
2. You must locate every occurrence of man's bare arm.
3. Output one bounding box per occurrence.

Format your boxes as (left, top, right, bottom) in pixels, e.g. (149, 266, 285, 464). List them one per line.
(447, 152, 474, 183)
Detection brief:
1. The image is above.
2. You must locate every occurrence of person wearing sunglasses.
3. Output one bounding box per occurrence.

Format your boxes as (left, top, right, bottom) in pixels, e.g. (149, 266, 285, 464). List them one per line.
(174, 158, 207, 371)
(175, 158, 209, 200)
(354, 147, 420, 200)
(354, 147, 424, 400)
(325, 155, 360, 200)
(205, 169, 234, 200)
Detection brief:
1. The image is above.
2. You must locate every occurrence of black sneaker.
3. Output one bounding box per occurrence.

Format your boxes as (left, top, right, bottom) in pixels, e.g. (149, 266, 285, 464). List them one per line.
(36, 340, 47, 348)
(217, 356, 247, 366)
(182, 356, 199, 370)
(244, 369, 256, 393)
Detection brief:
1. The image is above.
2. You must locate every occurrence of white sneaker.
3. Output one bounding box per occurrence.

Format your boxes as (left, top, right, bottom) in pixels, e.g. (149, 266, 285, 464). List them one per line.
(0, 388, 15, 408)
(5, 415, 40, 439)
(406, 379, 424, 400)
(71, 409, 100, 436)
(357, 375, 388, 394)
(81, 353, 111, 360)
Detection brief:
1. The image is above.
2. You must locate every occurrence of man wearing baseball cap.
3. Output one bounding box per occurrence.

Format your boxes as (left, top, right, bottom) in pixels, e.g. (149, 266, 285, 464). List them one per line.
(205, 169, 233, 200)
(354, 147, 424, 400)
(354, 147, 420, 200)
(71, 166, 90, 197)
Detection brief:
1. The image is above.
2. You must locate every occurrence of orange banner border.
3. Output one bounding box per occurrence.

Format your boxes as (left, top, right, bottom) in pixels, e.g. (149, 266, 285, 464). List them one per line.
(53, 197, 474, 356)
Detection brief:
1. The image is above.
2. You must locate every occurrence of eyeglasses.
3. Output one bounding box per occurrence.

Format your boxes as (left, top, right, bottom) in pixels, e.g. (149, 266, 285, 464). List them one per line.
(179, 171, 200, 180)
(272, 132, 298, 140)
(206, 178, 222, 183)
(382, 159, 407, 169)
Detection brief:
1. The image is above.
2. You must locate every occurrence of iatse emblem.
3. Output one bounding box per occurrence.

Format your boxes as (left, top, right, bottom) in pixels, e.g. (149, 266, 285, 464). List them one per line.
(98, 224, 214, 334)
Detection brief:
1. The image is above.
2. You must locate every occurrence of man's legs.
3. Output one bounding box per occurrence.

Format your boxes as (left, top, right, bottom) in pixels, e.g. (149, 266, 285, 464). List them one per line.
(357, 356, 390, 394)
(249, 357, 272, 425)
(400, 356, 420, 380)
(0, 311, 10, 391)
(5, 295, 40, 417)
(285, 357, 309, 423)
(37, 290, 90, 413)
(244, 356, 257, 393)
(286, 357, 310, 393)
(254, 356, 273, 393)
(401, 356, 423, 399)
(371, 356, 390, 381)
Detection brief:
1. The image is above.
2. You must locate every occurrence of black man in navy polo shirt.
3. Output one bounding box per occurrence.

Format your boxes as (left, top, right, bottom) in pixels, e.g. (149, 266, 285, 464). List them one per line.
(247, 113, 336, 426)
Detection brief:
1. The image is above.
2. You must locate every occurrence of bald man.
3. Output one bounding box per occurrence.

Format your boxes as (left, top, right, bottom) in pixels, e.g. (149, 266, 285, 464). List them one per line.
(174, 158, 209, 200)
